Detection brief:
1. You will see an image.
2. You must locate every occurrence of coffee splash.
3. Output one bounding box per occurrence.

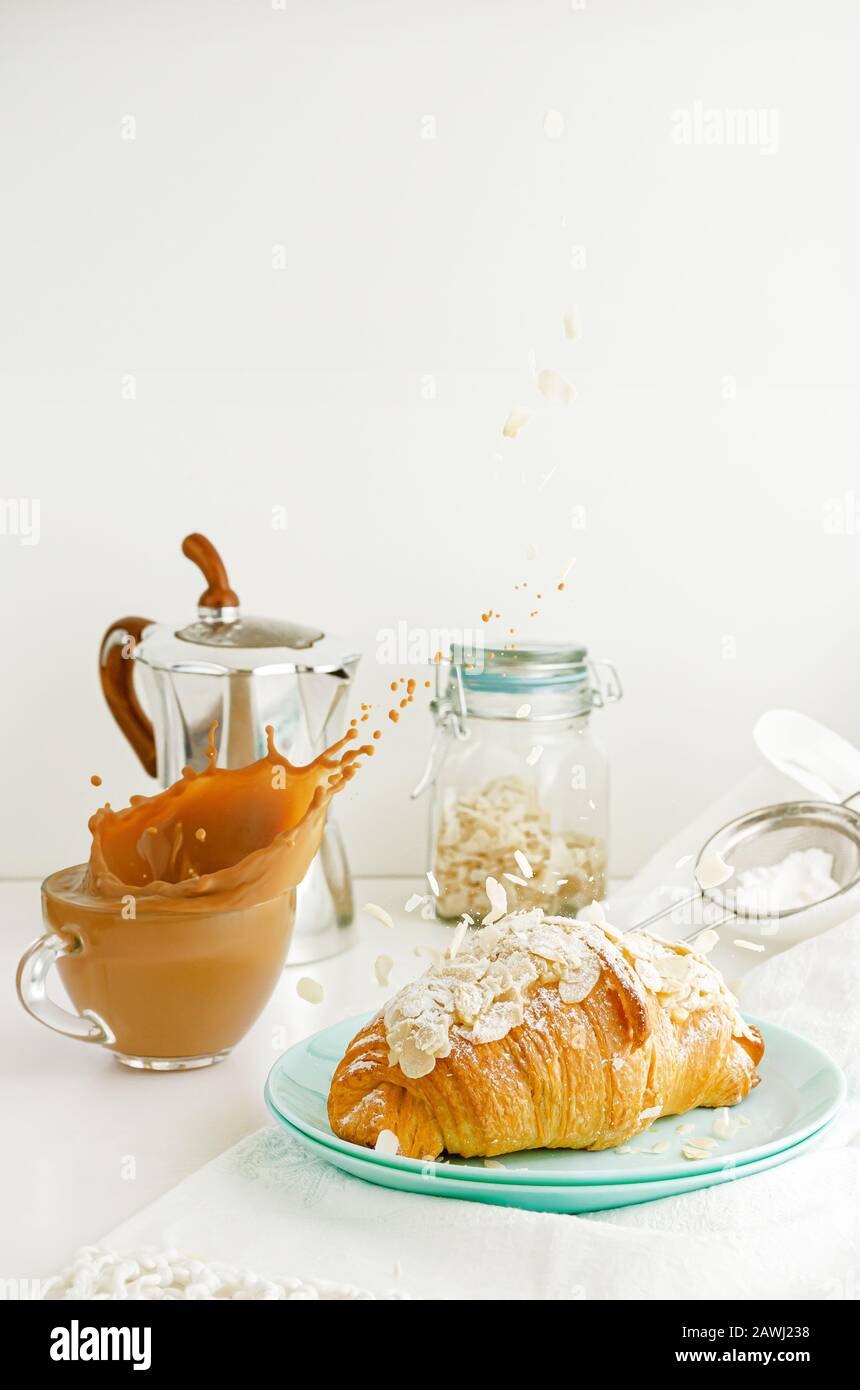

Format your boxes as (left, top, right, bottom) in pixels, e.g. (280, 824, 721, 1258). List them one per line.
(83, 723, 374, 913)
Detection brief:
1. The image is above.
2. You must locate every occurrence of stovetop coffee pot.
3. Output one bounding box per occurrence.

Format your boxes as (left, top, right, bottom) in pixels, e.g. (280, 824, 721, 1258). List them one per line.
(98, 533, 361, 962)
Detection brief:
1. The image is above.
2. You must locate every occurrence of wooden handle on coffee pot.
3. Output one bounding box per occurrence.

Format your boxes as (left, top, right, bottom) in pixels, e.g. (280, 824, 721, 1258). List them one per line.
(98, 616, 157, 778)
(182, 533, 240, 610)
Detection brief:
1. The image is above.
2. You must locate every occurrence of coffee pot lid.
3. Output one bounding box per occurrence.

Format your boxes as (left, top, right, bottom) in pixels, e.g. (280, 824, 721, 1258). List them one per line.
(134, 534, 360, 676)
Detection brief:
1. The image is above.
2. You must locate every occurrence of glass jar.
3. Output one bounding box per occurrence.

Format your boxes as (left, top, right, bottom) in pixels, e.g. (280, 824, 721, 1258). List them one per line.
(414, 642, 622, 923)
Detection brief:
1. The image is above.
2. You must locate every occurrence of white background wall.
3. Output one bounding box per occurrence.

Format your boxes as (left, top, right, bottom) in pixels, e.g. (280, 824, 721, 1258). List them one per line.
(3, 0, 860, 882)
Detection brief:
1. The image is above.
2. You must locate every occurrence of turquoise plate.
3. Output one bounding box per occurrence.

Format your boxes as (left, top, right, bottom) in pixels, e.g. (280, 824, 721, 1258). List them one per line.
(265, 1012, 845, 1187)
(269, 1110, 835, 1214)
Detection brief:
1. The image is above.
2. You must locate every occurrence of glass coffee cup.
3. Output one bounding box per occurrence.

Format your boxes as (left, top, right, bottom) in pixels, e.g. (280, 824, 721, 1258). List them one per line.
(16, 722, 371, 1070)
(17, 868, 298, 1070)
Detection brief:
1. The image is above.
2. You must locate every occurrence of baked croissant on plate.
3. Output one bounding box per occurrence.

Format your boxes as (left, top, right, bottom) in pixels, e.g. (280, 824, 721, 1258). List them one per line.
(327, 909, 764, 1159)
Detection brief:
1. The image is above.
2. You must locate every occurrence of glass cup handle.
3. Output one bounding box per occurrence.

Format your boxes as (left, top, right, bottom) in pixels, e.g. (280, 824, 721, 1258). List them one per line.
(16, 933, 114, 1045)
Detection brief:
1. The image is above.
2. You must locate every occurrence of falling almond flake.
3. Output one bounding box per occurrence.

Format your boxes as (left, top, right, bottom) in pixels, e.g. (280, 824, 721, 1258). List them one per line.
(404, 893, 426, 913)
(559, 556, 576, 584)
(515, 703, 531, 718)
(526, 744, 544, 766)
(483, 876, 508, 926)
(712, 1107, 739, 1140)
(693, 928, 720, 955)
(734, 938, 765, 952)
(514, 849, 534, 880)
(675, 854, 693, 870)
(426, 870, 440, 897)
(393, 1261, 402, 1279)
(563, 310, 577, 340)
(527, 347, 538, 379)
(504, 873, 529, 888)
(375, 953, 394, 987)
(375, 1129, 400, 1156)
(543, 109, 565, 139)
(420, 901, 436, 921)
(537, 368, 561, 400)
(296, 976, 324, 1004)
(364, 902, 394, 930)
(695, 852, 734, 890)
(502, 407, 529, 439)
(526, 542, 538, 561)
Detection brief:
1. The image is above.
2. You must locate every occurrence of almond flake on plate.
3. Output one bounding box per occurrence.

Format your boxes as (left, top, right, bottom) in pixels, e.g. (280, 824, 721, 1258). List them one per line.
(642, 1141, 670, 1155)
(364, 902, 394, 930)
(682, 1143, 711, 1161)
(483, 1159, 505, 1169)
(676, 1122, 694, 1135)
(375, 954, 394, 987)
(375, 1129, 400, 1156)
(734, 938, 765, 952)
(296, 976, 324, 1004)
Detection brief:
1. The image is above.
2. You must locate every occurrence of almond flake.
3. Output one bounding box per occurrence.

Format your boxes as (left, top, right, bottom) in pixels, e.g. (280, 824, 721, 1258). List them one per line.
(734, 938, 765, 952)
(364, 902, 394, 930)
(483, 1159, 505, 1169)
(514, 849, 534, 880)
(404, 893, 427, 913)
(504, 873, 529, 887)
(682, 1144, 711, 1161)
(676, 1122, 694, 1135)
(296, 976, 324, 1004)
(639, 1105, 662, 1122)
(712, 1107, 739, 1140)
(526, 744, 544, 766)
(502, 407, 529, 439)
(375, 954, 394, 987)
(375, 1129, 400, 1156)
(426, 870, 441, 897)
(695, 852, 734, 890)
(515, 703, 531, 719)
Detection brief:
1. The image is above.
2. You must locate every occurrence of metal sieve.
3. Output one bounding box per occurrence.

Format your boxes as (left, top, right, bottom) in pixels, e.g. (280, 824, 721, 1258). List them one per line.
(632, 792, 860, 940)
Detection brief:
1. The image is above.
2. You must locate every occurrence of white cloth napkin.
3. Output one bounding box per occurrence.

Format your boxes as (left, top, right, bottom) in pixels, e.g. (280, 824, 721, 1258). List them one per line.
(88, 896, 859, 1300)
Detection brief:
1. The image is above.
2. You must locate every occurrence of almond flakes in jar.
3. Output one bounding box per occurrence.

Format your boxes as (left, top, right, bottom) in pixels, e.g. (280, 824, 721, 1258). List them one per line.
(413, 642, 622, 923)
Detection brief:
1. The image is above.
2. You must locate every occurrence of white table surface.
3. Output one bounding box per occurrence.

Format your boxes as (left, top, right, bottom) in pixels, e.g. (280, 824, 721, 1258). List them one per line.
(0, 876, 473, 1281)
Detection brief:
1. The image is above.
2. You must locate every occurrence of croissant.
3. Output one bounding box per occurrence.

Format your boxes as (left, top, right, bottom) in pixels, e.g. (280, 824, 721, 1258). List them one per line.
(328, 910, 764, 1159)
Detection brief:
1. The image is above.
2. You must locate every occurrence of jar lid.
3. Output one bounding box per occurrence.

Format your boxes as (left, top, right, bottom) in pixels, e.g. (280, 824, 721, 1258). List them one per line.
(450, 639, 590, 693)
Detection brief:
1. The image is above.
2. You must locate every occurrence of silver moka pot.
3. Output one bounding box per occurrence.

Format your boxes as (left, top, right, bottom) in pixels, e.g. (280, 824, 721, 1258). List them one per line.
(98, 533, 361, 962)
